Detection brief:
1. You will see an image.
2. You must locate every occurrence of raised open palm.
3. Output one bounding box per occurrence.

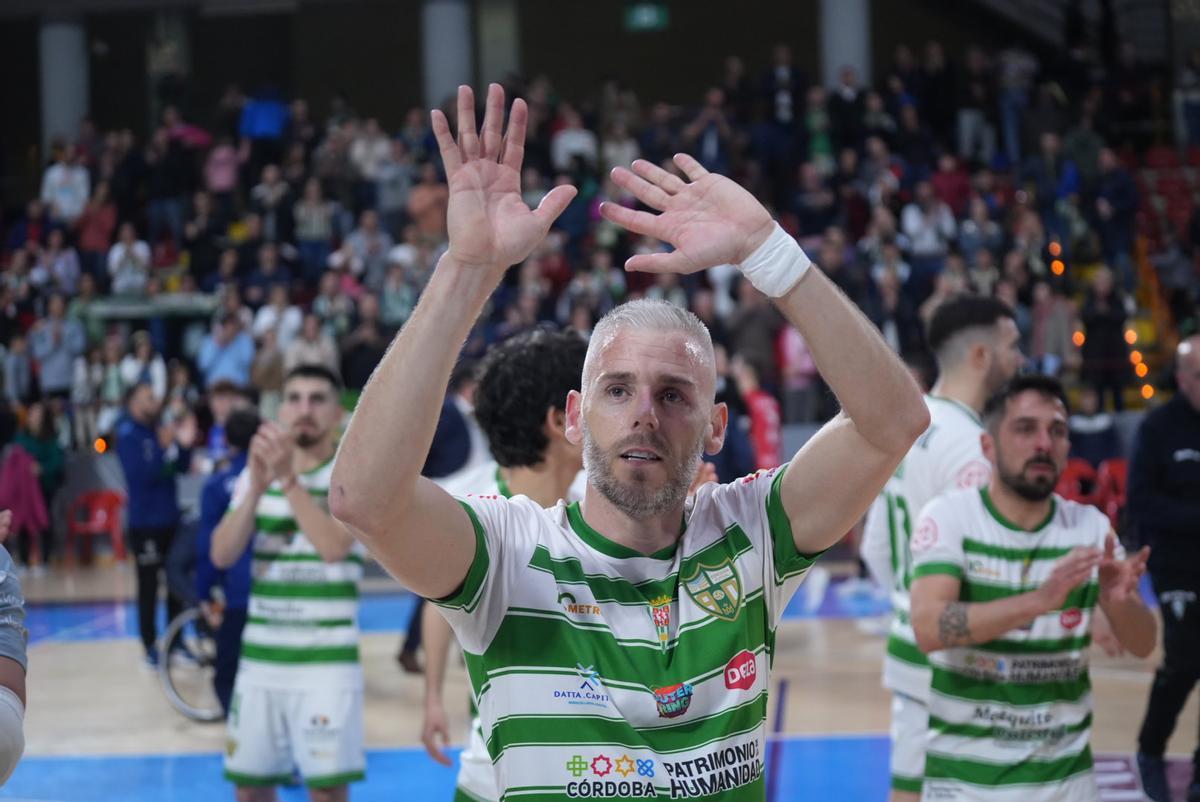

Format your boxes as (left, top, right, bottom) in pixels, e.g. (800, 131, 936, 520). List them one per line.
(432, 85, 576, 272)
(599, 155, 776, 273)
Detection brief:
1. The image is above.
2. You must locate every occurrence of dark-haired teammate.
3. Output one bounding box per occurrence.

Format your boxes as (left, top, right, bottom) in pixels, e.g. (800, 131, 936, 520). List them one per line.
(420, 329, 589, 802)
(910, 376, 1154, 801)
(861, 295, 1022, 800)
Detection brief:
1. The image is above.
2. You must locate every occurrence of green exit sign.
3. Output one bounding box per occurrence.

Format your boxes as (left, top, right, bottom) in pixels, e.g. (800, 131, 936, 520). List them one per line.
(625, 3, 669, 31)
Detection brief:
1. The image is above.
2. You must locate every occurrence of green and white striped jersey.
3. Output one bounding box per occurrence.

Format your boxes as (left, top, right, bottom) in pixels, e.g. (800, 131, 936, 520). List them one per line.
(434, 465, 818, 801)
(911, 488, 1111, 802)
(231, 457, 366, 688)
(862, 395, 991, 702)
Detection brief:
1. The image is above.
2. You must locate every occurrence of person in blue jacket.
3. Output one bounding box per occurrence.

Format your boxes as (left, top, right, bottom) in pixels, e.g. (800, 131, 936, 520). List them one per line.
(115, 382, 194, 667)
(194, 407, 260, 716)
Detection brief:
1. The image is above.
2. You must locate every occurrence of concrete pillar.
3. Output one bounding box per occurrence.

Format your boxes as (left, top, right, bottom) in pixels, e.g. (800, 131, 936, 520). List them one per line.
(819, 0, 871, 88)
(422, 0, 475, 109)
(477, 0, 519, 85)
(39, 13, 90, 155)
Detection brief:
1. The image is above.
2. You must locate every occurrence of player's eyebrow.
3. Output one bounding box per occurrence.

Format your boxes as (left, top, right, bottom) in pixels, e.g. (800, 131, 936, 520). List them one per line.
(597, 371, 697, 390)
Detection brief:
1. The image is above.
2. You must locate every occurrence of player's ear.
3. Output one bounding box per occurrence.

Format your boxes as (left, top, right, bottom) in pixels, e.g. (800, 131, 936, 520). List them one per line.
(980, 430, 996, 464)
(545, 406, 567, 440)
(705, 402, 728, 455)
(564, 390, 584, 446)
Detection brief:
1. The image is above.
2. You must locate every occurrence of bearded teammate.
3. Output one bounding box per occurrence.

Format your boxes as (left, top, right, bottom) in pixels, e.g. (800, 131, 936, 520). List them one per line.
(910, 375, 1154, 801)
(420, 329, 589, 802)
(860, 295, 1022, 800)
(332, 84, 928, 800)
(212, 365, 366, 802)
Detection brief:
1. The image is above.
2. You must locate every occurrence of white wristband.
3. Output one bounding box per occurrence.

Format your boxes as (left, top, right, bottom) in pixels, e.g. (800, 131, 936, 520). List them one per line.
(737, 223, 811, 298)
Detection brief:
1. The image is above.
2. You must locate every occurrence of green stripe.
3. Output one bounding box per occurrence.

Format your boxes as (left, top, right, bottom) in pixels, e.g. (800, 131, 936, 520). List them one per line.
(913, 562, 963, 580)
(433, 501, 490, 613)
(932, 666, 1090, 706)
(246, 615, 355, 628)
(566, 501, 678, 560)
(487, 695, 767, 758)
(928, 711, 1092, 740)
(224, 770, 295, 787)
(265, 485, 329, 498)
(766, 464, 823, 581)
(255, 515, 297, 534)
(962, 581, 1097, 608)
(305, 770, 365, 788)
(886, 633, 931, 668)
(253, 551, 364, 564)
(973, 634, 1092, 655)
(455, 787, 491, 802)
(962, 538, 1073, 563)
(241, 643, 359, 663)
(925, 744, 1092, 786)
(891, 775, 923, 793)
(251, 580, 358, 599)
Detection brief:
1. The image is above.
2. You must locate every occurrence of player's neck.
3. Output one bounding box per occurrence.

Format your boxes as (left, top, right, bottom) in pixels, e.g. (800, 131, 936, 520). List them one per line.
(986, 479, 1054, 531)
(293, 438, 335, 475)
(579, 487, 684, 557)
(504, 459, 576, 508)
(930, 372, 986, 416)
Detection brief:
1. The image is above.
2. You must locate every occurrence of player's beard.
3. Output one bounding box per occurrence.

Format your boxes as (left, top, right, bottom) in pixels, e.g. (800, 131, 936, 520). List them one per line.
(293, 419, 323, 449)
(996, 445, 1059, 502)
(582, 420, 705, 521)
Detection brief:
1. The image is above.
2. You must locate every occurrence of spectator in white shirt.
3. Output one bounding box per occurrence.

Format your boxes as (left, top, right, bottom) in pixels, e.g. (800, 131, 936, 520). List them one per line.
(252, 284, 303, 351)
(40, 144, 90, 225)
(107, 223, 151, 296)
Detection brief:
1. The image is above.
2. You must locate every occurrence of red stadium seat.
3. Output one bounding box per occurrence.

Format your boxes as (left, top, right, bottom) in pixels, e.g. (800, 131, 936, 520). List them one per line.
(1145, 146, 1181, 169)
(1096, 458, 1128, 529)
(66, 490, 127, 565)
(1056, 458, 1100, 505)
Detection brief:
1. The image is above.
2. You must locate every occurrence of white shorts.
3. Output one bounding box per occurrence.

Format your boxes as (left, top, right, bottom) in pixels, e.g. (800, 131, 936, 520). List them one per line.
(891, 691, 928, 794)
(455, 716, 499, 801)
(224, 679, 365, 789)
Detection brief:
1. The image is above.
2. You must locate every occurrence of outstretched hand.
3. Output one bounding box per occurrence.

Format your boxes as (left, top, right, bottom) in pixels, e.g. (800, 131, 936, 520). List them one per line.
(1098, 532, 1149, 605)
(432, 84, 577, 274)
(599, 154, 775, 274)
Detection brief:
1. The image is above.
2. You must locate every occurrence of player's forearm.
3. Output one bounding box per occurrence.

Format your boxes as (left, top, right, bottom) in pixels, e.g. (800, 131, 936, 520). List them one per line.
(422, 603, 455, 704)
(331, 254, 497, 534)
(913, 592, 1048, 653)
(774, 268, 928, 456)
(210, 496, 261, 569)
(1099, 595, 1156, 658)
(285, 483, 355, 562)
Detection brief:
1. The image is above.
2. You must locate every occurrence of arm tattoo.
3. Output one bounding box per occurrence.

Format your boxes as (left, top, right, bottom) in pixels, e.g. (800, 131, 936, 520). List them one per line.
(938, 602, 971, 647)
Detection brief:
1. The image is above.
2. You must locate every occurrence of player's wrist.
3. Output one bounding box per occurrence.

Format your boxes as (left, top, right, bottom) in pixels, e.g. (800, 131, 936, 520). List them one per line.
(278, 474, 299, 493)
(736, 222, 811, 298)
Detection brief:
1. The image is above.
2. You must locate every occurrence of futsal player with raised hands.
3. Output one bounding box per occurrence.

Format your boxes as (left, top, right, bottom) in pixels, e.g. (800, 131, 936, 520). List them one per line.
(332, 84, 929, 800)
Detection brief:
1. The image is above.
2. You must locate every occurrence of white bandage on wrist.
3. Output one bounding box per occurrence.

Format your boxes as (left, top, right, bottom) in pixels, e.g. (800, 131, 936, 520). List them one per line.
(737, 223, 812, 298)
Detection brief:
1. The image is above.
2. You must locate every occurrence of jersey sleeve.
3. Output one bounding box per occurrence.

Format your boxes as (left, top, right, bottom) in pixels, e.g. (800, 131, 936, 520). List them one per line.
(429, 494, 541, 654)
(909, 494, 967, 582)
(932, 427, 991, 494)
(706, 463, 824, 628)
(0, 547, 27, 673)
(860, 494, 894, 592)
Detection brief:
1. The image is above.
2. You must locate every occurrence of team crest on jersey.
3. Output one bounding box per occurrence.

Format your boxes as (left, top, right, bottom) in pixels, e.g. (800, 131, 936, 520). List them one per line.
(683, 559, 742, 621)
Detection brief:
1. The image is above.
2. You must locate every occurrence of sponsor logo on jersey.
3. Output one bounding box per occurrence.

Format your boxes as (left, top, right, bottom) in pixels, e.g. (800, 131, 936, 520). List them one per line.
(724, 650, 756, 690)
(956, 460, 991, 489)
(1059, 608, 1082, 629)
(565, 754, 657, 797)
(551, 663, 610, 708)
(647, 595, 671, 652)
(653, 682, 694, 718)
(559, 591, 602, 617)
(663, 739, 762, 796)
(967, 559, 1002, 579)
(911, 518, 938, 552)
(682, 559, 742, 621)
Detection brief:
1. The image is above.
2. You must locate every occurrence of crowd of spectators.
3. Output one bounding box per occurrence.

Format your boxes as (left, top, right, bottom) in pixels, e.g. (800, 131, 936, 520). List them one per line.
(0, 30, 1195, 566)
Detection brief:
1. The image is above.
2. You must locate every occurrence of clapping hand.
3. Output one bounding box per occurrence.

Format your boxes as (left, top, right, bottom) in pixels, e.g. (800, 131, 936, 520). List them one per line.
(1098, 532, 1149, 605)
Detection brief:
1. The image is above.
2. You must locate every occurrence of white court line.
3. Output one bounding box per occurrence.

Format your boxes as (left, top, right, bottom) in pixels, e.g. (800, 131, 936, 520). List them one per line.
(1096, 772, 1135, 785)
